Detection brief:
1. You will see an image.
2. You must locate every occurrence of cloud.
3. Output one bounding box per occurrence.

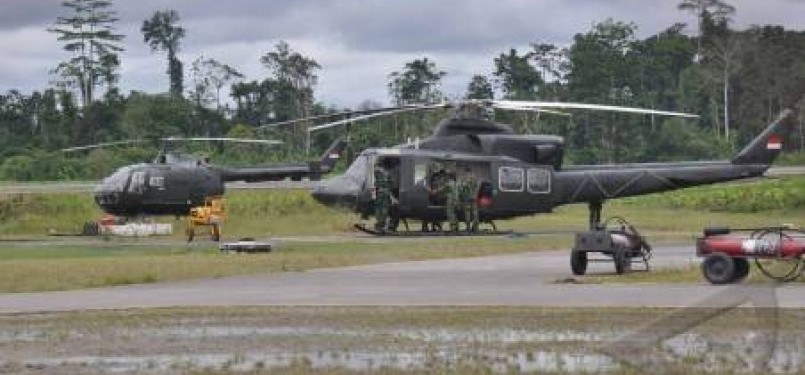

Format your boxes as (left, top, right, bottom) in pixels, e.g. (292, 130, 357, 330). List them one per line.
(2, 0, 805, 107)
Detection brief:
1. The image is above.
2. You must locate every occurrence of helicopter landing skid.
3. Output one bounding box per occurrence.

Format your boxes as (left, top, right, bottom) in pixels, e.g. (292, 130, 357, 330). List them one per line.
(354, 224, 512, 237)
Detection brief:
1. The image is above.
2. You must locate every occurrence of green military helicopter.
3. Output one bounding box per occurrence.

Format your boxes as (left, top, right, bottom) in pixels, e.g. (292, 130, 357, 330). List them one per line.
(305, 95, 800, 235)
(66, 137, 347, 218)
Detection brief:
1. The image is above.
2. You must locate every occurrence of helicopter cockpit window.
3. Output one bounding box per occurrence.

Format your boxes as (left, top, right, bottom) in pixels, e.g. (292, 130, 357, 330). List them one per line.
(101, 167, 131, 192)
(344, 155, 369, 184)
(129, 171, 146, 193)
(498, 166, 524, 192)
(527, 168, 551, 194)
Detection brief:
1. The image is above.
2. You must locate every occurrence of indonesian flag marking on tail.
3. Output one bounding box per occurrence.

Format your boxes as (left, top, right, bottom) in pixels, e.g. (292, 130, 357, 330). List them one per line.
(767, 134, 783, 150)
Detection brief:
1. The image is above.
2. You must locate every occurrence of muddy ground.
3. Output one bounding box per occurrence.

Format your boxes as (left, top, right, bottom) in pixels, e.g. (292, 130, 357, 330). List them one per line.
(1, 307, 803, 374)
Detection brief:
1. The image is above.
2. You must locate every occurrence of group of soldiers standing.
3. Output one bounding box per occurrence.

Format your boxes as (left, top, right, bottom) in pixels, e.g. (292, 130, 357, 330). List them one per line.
(372, 160, 480, 233)
(427, 163, 480, 232)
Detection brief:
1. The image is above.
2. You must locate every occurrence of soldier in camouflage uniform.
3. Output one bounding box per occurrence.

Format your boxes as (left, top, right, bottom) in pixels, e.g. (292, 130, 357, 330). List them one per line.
(373, 163, 392, 232)
(458, 167, 480, 232)
(423, 162, 445, 231)
(441, 166, 459, 232)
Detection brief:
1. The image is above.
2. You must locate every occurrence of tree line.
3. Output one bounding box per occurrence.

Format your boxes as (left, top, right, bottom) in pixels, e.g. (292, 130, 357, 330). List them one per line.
(1, 0, 804, 181)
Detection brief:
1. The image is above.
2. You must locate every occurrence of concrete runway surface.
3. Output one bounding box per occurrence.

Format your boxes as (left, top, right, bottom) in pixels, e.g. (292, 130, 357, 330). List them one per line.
(2, 245, 804, 313)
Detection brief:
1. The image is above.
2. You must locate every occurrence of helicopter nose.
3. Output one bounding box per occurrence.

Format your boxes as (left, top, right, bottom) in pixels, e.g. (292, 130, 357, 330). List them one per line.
(311, 177, 360, 207)
(93, 188, 121, 206)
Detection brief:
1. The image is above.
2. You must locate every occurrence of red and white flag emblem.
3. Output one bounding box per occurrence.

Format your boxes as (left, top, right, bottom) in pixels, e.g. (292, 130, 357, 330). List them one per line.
(767, 134, 782, 150)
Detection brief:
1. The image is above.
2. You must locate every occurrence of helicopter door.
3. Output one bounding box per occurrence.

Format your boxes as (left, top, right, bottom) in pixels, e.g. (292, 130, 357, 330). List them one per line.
(372, 156, 401, 203)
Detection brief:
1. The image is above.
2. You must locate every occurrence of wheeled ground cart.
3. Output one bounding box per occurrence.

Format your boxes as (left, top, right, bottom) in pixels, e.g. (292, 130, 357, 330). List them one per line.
(697, 226, 805, 284)
(570, 217, 652, 275)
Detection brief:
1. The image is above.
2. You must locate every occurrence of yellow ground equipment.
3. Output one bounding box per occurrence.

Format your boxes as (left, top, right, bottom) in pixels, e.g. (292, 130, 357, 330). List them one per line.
(186, 196, 227, 242)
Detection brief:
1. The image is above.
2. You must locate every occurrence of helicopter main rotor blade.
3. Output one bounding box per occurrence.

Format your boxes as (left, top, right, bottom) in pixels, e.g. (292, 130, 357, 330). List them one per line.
(493, 100, 699, 118)
(257, 105, 419, 129)
(307, 103, 448, 133)
(161, 137, 283, 145)
(492, 104, 572, 117)
(61, 140, 144, 153)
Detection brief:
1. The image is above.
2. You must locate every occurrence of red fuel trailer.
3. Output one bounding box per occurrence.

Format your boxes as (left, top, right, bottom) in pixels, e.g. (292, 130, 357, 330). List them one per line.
(697, 227, 805, 284)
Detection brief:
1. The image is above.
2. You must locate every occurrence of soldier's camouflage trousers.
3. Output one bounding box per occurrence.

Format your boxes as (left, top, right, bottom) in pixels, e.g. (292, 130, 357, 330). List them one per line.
(461, 203, 479, 231)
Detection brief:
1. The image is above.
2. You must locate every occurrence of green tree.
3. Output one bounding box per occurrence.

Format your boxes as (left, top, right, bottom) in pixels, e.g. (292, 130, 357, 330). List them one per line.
(190, 56, 244, 111)
(142, 10, 186, 97)
(493, 48, 542, 100)
(387, 58, 446, 105)
(259, 41, 321, 150)
(121, 93, 193, 139)
(566, 19, 640, 163)
(465, 75, 494, 100)
(677, 0, 736, 58)
(260, 41, 321, 120)
(702, 34, 741, 139)
(530, 43, 570, 100)
(48, 0, 124, 107)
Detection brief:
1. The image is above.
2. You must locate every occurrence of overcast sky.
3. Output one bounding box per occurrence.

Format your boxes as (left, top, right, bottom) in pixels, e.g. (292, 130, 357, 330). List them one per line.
(2, 0, 804, 108)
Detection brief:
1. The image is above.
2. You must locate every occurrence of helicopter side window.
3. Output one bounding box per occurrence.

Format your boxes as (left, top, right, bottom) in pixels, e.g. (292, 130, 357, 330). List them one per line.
(414, 161, 427, 186)
(129, 171, 146, 193)
(149, 176, 165, 190)
(498, 166, 524, 192)
(527, 168, 551, 194)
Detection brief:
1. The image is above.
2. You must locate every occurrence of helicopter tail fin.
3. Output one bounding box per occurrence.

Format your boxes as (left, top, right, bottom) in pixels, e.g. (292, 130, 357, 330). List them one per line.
(730, 109, 796, 166)
(732, 84, 804, 166)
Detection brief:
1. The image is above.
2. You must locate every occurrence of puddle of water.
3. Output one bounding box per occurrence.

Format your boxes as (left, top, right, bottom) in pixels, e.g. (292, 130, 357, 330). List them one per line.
(0, 330, 47, 343)
(5, 326, 803, 373)
(126, 326, 611, 343)
(11, 350, 616, 374)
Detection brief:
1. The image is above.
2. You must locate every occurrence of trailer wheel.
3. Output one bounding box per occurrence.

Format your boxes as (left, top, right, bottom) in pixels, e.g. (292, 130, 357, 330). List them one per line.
(732, 258, 750, 282)
(702, 253, 736, 284)
(571, 251, 588, 275)
(614, 247, 630, 274)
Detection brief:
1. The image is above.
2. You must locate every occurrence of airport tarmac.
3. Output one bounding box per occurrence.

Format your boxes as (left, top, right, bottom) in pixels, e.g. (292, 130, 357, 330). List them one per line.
(1, 245, 803, 313)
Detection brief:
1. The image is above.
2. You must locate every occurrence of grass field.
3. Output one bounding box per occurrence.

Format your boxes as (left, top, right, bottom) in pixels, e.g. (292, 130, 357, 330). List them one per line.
(2, 184, 805, 239)
(0, 177, 804, 293)
(0, 236, 569, 293)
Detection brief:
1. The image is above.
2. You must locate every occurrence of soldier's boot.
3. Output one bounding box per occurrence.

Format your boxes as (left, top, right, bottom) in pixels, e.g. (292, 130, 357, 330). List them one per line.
(374, 206, 388, 232)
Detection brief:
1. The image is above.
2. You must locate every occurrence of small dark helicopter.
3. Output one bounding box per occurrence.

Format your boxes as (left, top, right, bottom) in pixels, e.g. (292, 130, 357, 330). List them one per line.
(307, 94, 802, 233)
(68, 137, 347, 217)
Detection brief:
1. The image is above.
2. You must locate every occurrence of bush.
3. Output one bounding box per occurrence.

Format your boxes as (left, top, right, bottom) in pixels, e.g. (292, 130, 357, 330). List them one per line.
(624, 176, 805, 213)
